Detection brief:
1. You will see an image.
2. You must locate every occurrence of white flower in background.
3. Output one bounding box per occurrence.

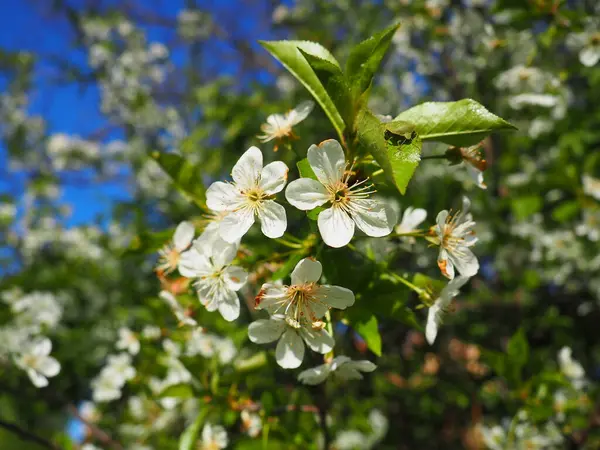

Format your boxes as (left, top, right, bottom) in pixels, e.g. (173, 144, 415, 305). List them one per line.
(425, 276, 470, 345)
(11, 291, 62, 331)
(447, 143, 488, 189)
(81, 444, 103, 450)
(433, 196, 479, 279)
(248, 314, 334, 369)
(91, 374, 123, 403)
(79, 401, 100, 423)
(14, 337, 61, 388)
(558, 346, 585, 388)
(178, 239, 247, 322)
(186, 329, 237, 365)
(115, 327, 140, 355)
(396, 206, 427, 236)
(286, 139, 396, 248)
(298, 356, 376, 385)
(478, 424, 506, 450)
(142, 325, 161, 340)
(200, 423, 228, 450)
(582, 174, 600, 200)
(576, 209, 600, 241)
(241, 409, 262, 438)
(156, 221, 195, 274)
(334, 409, 388, 450)
(159, 290, 197, 327)
(508, 93, 560, 110)
(255, 257, 354, 329)
(103, 353, 136, 384)
(568, 26, 600, 67)
(206, 146, 289, 242)
(258, 100, 314, 149)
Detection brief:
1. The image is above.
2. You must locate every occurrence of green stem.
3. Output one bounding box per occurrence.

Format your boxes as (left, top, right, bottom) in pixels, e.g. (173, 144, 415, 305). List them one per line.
(390, 272, 424, 296)
(421, 154, 448, 160)
(371, 168, 384, 177)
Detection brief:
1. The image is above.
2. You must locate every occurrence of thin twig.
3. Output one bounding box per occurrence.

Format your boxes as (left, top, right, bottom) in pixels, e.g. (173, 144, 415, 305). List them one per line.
(0, 418, 61, 450)
(67, 404, 124, 450)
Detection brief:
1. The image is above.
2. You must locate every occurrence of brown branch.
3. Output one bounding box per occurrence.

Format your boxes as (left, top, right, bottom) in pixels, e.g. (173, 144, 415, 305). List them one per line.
(0, 418, 61, 450)
(67, 404, 124, 450)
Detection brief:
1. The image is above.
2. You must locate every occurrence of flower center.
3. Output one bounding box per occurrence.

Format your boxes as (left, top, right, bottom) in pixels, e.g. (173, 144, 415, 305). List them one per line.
(284, 283, 319, 328)
(246, 187, 266, 203)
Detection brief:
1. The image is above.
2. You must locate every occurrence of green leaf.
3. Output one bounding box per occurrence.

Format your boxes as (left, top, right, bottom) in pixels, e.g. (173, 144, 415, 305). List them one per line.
(511, 195, 542, 220)
(307, 206, 325, 221)
(123, 228, 174, 256)
(296, 158, 318, 180)
(552, 200, 580, 222)
(346, 23, 400, 99)
(234, 351, 268, 372)
(179, 408, 209, 450)
(507, 328, 529, 370)
(260, 40, 346, 140)
(357, 109, 422, 194)
(299, 49, 354, 128)
(353, 314, 382, 356)
(151, 152, 206, 209)
(160, 383, 194, 399)
(272, 252, 305, 281)
(393, 99, 516, 146)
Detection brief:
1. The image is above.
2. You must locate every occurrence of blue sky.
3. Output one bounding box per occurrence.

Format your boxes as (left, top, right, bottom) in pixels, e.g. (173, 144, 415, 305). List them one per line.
(0, 0, 280, 226)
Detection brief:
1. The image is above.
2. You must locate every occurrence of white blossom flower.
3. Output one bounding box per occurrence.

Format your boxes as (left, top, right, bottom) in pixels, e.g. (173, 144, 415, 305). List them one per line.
(425, 276, 470, 345)
(206, 146, 288, 242)
(433, 196, 479, 279)
(286, 139, 396, 248)
(450, 143, 488, 189)
(103, 353, 136, 384)
(258, 100, 314, 149)
(142, 325, 162, 340)
(254, 257, 354, 330)
(241, 409, 262, 438)
(159, 290, 197, 327)
(14, 337, 61, 388)
(80, 401, 100, 423)
(116, 327, 140, 355)
(582, 174, 600, 200)
(248, 314, 334, 369)
(558, 346, 585, 388)
(91, 374, 123, 403)
(334, 409, 388, 450)
(157, 221, 195, 274)
(575, 209, 600, 241)
(298, 356, 376, 385)
(200, 423, 228, 449)
(178, 238, 247, 322)
(186, 329, 237, 365)
(396, 206, 427, 235)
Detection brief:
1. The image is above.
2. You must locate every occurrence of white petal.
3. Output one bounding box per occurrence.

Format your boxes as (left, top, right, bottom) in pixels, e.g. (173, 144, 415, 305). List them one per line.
(275, 330, 305, 369)
(178, 248, 211, 278)
(206, 181, 244, 211)
(399, 207, 427, 231)
(288, 100, 314, 125)
(27, 369, 48, 388)
(580, 46, 600, 67)
(232, 146, 263, 190)
(248, 319, 286, 344)
(254, 284, 288, 314)
(426, 302, 443, 345)
(173, 221, 195, 251)
(39, 357, 61, 377)
(466, 165, 487, 190)
(350, 199, 396, 237)
(223, 265, 248, 291)
(33, 338, 52, 356)
(298, 364, 331, 385)
(285, 178, 329, 211)
(291, 257, 322, 285)
(300, 327, 334, 354)
(218, 291, 240, 322)
(259, 161, 289, 195)
(349, 360, 377, 372)
(318, 206, 355, 248)
(435, 210, 449, 235)
(307, 139, 346, 186)
(219, 207, 255, 243)
(258, 200, 287, 239)
(438, 248, 455, 280)
(448, 247, 479, 278)
(314, 285, 355, 310)
(201, 237, 238, 267)
(443, 275, 471, 297)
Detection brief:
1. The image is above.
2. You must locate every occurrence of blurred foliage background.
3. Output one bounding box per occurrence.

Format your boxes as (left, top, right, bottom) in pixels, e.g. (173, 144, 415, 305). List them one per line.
(0, 0, 599, 449)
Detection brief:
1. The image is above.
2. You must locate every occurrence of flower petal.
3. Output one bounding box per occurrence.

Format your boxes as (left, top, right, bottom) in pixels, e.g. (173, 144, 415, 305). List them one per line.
(288, 100, 314, 126)
(275, 330, 305, 369)
(298, 363, 331, 385)
(399, 207, 427, 232)
(349, 360, 377, 372)
(218, 291, 240, 322)
(178, 248, 211, 278)
(223, 265, 248, 291)
(300, 327, 334, 354)
(291, 257, 322, 285)
(258, 200, 287, 239)
(27, 369, 48, 388)
(314, 285, 355, 309)
(173, 221, 195, 251)
(259, 161, 289, 195)
(206, 181, 244, 211)
(438, 248, 455, 280)
(426, 301, 444, 345)
(254, 284, 288, 313)
(318, 206, 355, 248)
(200, 237, 238, 267)
(232, 146, 263, 190)
(447, 247, 479, 278)
(307, 139, 346, 186)
(285, 178, 329, 211)
(219, 207, 255, 243)
(248, 319, 286, 344)
(39, 356, 61, 377)
(350, 199, 396, 238)
(580, 46, 600, 67)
